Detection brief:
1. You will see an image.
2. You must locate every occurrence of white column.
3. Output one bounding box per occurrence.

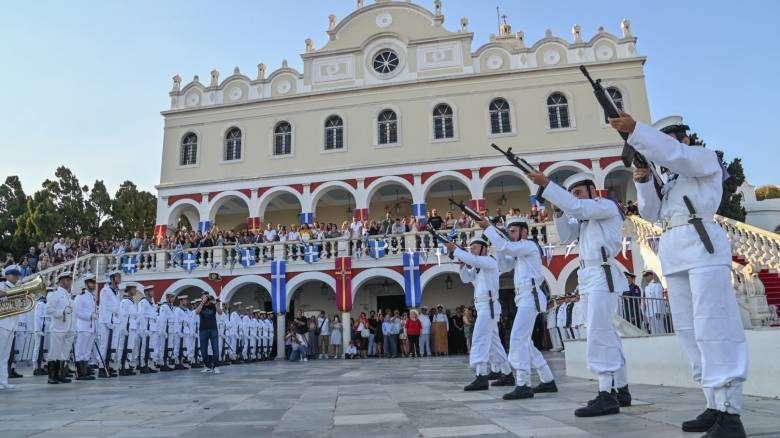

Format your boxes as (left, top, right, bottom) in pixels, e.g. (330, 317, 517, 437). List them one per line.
(355, 177, 367, 209)
(341, 311, 351, 358)
(275, 313, 286, 360)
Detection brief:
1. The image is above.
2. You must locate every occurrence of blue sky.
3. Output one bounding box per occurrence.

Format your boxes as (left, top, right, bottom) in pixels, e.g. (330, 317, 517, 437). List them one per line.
(1, 0, 777, 193)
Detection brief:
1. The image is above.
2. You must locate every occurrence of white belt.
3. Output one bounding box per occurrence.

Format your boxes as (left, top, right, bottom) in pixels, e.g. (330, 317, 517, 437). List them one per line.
(579, 257, 614, 269)
(662, 214, 715, 231)
(474, 296, 495, 304)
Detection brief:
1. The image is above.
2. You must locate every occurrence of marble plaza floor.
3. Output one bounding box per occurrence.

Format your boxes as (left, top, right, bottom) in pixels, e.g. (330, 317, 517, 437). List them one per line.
(2, 353, 779, 438)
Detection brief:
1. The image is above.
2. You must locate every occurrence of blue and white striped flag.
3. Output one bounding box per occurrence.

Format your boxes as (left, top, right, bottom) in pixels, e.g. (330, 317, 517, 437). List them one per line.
(368, 239, 388, 259)
(403, 252, 422, 308)
(182, 252, 198, 273)
(271, 260, 287, 314)
(303, 244, 320, 264)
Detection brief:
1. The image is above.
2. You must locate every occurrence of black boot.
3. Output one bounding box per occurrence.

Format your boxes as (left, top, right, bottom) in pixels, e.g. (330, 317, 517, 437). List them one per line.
(574, 392, 620, 417)
(82, 362, 96, 380)
(147, 365, 158, 373)
(57, 361, 72, 383)
(486, 371, 502, 380)
(98, 366, 117, 378)
(47, 361, 59, 384)
(464, 375, 490, 391)
(174, 362, 188, 370)
(33, 366, 47, 376)
(159, 363, 174, 372)
(491, 373, 516, 387)
(9, 368, 22, 378)
(532, 380, 558, 393)
(75, 362, 88, 381)
(503, 385, 534, 400)
(616, 385, 632, 407)
(682, 409, 720, 433)
(701, 412, 746, 438)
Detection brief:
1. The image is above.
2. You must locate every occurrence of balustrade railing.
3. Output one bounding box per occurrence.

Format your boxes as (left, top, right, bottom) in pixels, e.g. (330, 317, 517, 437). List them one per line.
(715, 215, 780, 272)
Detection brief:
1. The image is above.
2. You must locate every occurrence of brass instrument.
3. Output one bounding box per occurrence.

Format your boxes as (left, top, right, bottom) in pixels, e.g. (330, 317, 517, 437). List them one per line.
(0, 275, 44, 319)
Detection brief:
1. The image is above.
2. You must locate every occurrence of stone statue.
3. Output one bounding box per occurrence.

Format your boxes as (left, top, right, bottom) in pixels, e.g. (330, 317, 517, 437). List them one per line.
(329, 14, 336, 31)
(572, 24, 582, 42)
(172, 74, 182, 92)
(544, 29, 552, 38)
(233, 66, 240, 76)
(257, 63, 266, 80)
(434, 0, 441, 17)
(282, 59, 289, 69)
(210, 69, 219, 88)
(621, 18, 632, 38)
(357, 0, 364, 8)
(460, 17, 468, 32)
(305, 38, 313, 52)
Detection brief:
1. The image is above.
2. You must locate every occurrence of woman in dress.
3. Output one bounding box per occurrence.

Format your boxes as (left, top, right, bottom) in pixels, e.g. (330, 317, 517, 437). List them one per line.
(330, 315, 343, 359)
(399, 312, 410, 357)
(307, 316, 318, 360)
(463, 306, 475, 354)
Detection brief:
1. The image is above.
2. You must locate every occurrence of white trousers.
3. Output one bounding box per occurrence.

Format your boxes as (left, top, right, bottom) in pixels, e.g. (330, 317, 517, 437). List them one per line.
(470, 301, 511, 376)
(419, 334, 431, 356)
(580, 290, 627, 392)
(98, 323, 118, 365)
(75, 330, 94, 361)
(548, 327, 561, 351)
(117, 330, 137, 365)
(33, 332, 47, 363)
(666, 265, 748, 413)
(509, 292, 553, 386)
(154, 330, 168, 363)
(48, 331, 74, 361)
(228, 335, 238, 360)
(0, 327, 13, 384)
(138, 331, 154, 365)
(185, 334, 195, 360)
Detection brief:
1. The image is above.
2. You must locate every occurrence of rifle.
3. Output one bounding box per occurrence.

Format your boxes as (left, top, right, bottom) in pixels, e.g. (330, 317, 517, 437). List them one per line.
(490, 143, 547, 203)
(119, 318, 130, 375)
(104, 318, 115, 375)
(161, 323, 172, 371)
(143, 319, 153, 370)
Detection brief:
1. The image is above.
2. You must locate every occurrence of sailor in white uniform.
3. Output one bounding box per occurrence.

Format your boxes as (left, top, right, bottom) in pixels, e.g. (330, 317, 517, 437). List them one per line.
(156, 291, 176, 371)
(45, 272, 75, 384)
(228, 302, 243, 363)
(611, 113, 748, 437)
(98, 271, 121, 378)
(216, 300, 229, 363)
(529, 170, 631, 417)
(641, 270, 666, 335)
(117, 284, 139, 375)
(73, 273, 98, 380)
(443, 237, 513, 391)
(483, 218, 558, 399)
(241, 308, 253, 361)
(187, 299, 201, 367)
(32, 291, 48, 376)
(172, 295, 190, 370)
(0, 265, 24, 389)
(137, 285, 158, 373)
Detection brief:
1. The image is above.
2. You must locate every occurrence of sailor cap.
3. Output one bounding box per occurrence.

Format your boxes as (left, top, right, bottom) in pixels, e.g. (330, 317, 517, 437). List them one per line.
(82, 273, 96, 282)
(177, 294, 189, 300)
(563, 173, 597, 192)
(108, 270, 122, 278)
(653, 115, 689, 135)
(3, 265, 21, 276)
(504, 217, 528, 229)
(468, 237, 489, 247)
(57, 271, 73, 281)
(233, 301, 243, 306)
(192, 298, 201, 304)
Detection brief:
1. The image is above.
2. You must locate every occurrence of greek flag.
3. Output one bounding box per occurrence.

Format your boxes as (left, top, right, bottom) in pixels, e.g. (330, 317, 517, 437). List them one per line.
(303, 244, 320, 264)
(647, 235, 660, 253)
(368, 239, 388, 259)
(543, 243, 555, 265)
(122, 255, 138, 274)
(240, 248, 256, 267)
(271, 260, 287, 314)
(412, 203, 427, 225)
(403, 252, 422, 308)
(183, 252, 198, 273)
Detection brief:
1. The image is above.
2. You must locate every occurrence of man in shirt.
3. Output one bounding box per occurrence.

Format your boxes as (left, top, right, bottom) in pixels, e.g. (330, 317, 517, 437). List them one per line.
(642, 270, 666, 335)
(428, 209, 444, 230)
(195, 291, 222, 373)
(317, 311, 330, 359)
(418, 306, 432, 357)
(622, 273, 642, 329)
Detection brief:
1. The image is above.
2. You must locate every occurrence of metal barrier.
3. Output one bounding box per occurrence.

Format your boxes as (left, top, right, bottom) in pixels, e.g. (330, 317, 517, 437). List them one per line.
(618, 295, 674, 335)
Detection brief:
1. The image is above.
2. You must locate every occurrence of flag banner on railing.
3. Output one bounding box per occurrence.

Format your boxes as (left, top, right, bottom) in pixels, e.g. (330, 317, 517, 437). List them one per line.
(299, 212, 313, 225)
(246, 217, 262, 232)
(368, 239, 387, 259)
(352, 208, 368, 222)
(647, 235, 660, 253)
(403, 252, 422, 308)
(335, 257, 352, 312)
(543, 242, 555, 265)
(412, 203, 427, 225)
(468, 198, 486, 212)
(303, 244, 320, 263)
(153, 224, 167, 246)
(183, 252, 198, 273)
(240, 248, 256, 267)
(198, 220, 212, 233)
(271, 260, 287, 314)
(122, 255, 138, 274)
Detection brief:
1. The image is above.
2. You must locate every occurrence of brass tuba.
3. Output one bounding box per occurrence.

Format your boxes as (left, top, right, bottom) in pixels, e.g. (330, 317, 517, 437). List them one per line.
(0, 275, 44, 319)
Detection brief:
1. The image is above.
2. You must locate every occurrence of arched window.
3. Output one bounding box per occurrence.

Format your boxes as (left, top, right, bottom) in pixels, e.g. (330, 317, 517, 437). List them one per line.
(224, 127, 242, 161)
(180, 132, 198, 166)
(604, 87, 624, 122)
(547, 92, 570, 129)
(433, 103, 454, 139)
(378, 110, 398, 145)
(274, 122, 292, 156)
(489, 98, 511, 134)
(324, 115, 344, 150)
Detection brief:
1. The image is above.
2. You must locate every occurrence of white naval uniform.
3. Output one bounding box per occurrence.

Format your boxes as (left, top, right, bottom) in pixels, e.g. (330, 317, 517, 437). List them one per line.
(32, 298, 48, 364)
(453, 248, 512, 376)
(45, 287, 74, 361)
(241, 315, 251, 359)
(642, 281, 665, 335)
(572, 299, 586, 339)
(546, 305, 562, 351)
(486, 226, 555, 387)
(217, 312, 228, 359)
(137, 297, 156, 366)
(228, 311, 241, 360)
(630, 122, 748, 413)
(156, 302, 174, 364)
(98, 285, 121, 365)
(172, 306, 189, 360)
(544, 182, 630, 393)
(265, 318, 275, 357)
(556, 304, 569, 341)
(186, 309, 197, 361)
(118, 296, 139, 366)
(0, 280, 22, 385)
(74, 289, 97, 361)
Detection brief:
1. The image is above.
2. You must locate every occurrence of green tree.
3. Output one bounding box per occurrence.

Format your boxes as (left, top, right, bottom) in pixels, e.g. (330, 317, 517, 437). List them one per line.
(688, 133, 746, 221)
(17, 187, 62, 245)
(0, 176, 29, 257)
(84, 180, 113, 239)
(756, 185, 780, 201)
(111, 181, 157, 239)
(46, 166, 91, 235)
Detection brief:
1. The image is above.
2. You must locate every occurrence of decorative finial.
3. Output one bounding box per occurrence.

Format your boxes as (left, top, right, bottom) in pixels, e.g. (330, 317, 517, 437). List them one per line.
(545, 29, 553, 38)
(460, 17, 468, 32)
(257, 63, 266, 80)
(282, 59, 288, 69)
(172, 74, 181, 92)
(572, 24, 582, 42)
(597, 25, 605, 33)
(233, 66, 240, 75)
(193, 74, 200, 83)
(210, 69, 219, 87)
(499, 14, 511, 37)
(328, 14, 337, 31)
(516, 31, 525, 47)
(357, 0, 364, 8)
(305, 38, 313, 52)
(621, 18, 632, 38)
(434, 0, 442, 17)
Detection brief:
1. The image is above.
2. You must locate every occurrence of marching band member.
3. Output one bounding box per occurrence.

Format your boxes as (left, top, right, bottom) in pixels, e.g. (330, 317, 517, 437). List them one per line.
(73, 273, 98, 380)
(32, 291, 48, 376)
(611, 113, 749, 437)
(45, 272, 75, 384)
(0, 265, 24, 389)
(528, 170, 631, 417)
(482, 218, 558, 400)
(98, 271, 121, 378)
(137, 285, 158, 373)
(156, 291, 175, 372)
(442, 237, 513, 391)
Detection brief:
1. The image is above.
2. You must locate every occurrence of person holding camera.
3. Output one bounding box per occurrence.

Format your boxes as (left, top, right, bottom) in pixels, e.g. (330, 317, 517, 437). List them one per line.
(195, 291, 222, 373)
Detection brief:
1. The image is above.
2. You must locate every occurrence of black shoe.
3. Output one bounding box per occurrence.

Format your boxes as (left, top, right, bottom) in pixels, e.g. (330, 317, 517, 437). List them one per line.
(532, 380, 558, 393)
(174, 364, 188, 370)
(574, 392, 620, 417)
(701, 412, 746, 438)
(464, 375, 490, 391)
(159, 365, 174, 372)
(47, 361, 59, 384)
(190, 363, 203, 369)
(486, 371, 502, 381)
(33, 367, 47, 376)
(491, 373, 516, 387)
(76, 362, 94, 381)
(139, 366, 150, 374)
(9, 368, 22, 378)
(57, 361, 72, 384)
(616, 385, 632, 407)
(503, 385, 535, 400)
(682, 409, 720, 433)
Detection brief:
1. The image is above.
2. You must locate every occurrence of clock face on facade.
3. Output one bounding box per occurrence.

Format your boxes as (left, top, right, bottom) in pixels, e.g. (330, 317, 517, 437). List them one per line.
(372, 50, 399, 75)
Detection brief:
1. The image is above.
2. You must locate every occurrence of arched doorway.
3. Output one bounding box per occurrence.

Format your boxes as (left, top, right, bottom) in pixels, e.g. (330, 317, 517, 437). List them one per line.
(262, 191, 303, 229)
(366, 180, 413, 225)
(210, 194, 250, 232)
(483, 172, 532, 215)
(167, 200, 200, 233)
(312, 184, 357, 228)
(604, 167, 636, 203)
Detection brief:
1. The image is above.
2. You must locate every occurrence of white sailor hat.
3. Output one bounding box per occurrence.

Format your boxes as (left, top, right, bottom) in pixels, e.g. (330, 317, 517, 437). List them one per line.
(652, 115, 689, 135)
(164, 290, 177, 297)
(563, 172, 597, 192)
(233, 301, 243, 306)
(641, 269, 656, 276)
(192, 298, 201, 304)
(3, 265, 21, 276)
(177, 294, 189, 300)
(142, 285, 154, 294)
(504, 217, 528, 229)
(57, 271, 73, 281)
(468, 236, 489, 247)
(108, 270, 122, 278)
(82, 272, 96, 282)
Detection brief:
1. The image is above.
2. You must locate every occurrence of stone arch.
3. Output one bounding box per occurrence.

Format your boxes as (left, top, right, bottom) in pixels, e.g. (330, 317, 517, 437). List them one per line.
(219, 274, 273, 304)
(351, 268, 405, 306)
(420, 264, 460, 291)
(603, 164, 636, 203)
(422, 171, 473, 200)
(167, 199, 202, 230)
(480, 166, 535, 213)
(363, 176, 416, 207)
(208, 191, 251, 228)
(163, 278, 216, 299)
(555, 259, 581, 296)
(258, 186, 304, 224)
(311, 181, 358, 224)
(545, 161, 591, 188)
(285, 271, 337, 310)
